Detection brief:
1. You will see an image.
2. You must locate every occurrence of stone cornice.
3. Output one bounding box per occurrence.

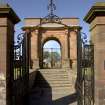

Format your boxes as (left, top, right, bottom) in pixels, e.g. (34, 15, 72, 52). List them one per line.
(22, 26, 82, 31)
(22, 26, 68, 30)
(0, 25, 7, 27)
(84, 2, 105, 23)
(24, 17, 79, 20)
(0, 4, 20, 24)
(69, 26, 82, 31)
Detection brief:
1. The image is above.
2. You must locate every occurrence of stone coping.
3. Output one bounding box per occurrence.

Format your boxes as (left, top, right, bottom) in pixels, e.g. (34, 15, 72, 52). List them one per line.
(24, 17, 79, 20)
(84, 2, 105, 23)
(0, 4, 20, 24)
(22, 25, 82, 31)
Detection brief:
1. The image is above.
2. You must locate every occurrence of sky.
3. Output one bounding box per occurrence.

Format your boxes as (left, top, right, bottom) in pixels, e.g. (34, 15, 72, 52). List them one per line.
(43, 40, 60, 48)
(2, 0, 105, 46)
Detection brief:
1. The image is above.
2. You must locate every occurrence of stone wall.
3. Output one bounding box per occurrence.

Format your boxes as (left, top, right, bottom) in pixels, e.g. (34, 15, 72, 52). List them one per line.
(0, 73, 6, 105)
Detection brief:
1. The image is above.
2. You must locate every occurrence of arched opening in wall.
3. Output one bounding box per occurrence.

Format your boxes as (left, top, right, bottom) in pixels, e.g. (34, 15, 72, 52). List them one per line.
(43, 40, 62, 69)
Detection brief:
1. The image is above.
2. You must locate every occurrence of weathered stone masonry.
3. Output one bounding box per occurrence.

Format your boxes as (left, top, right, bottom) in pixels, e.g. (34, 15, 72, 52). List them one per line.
(0, 4, 20, 105)
(84, 2, 105, 105)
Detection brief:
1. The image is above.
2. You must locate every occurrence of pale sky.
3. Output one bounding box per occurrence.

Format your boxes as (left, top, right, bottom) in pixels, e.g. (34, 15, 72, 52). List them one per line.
(43, 40, 60, 48)
(4, 0, 105, 34)
(2, 0, 105, 46)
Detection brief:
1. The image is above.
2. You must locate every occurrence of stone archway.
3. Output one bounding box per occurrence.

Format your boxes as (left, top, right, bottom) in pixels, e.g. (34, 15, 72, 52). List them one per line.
(38, 26, 70, 69)
(23, 18, 80, 71)
(42, 38, 62, 69)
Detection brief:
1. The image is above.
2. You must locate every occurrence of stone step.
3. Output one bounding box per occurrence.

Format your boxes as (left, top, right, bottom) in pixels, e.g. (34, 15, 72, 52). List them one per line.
(35, 83, 72, 87)
(38, 71, 68, 74)
(41, 90, 75, 95)
(39, 71, 68, 74)
(36, 75, 69, 79)
(31, 87, 74, 92)
(35, 69, 73, 88)
(35, 83, 72, 88)
(35, 87, 74, 91)
(38, 74, 69, 77)
(39, 69, 67, 71)
(36, 80, 71, 84)
(30, 68, 77, 105)
(39, 69, 75, 74)
(36, 78, 71, 82)
(31, 88, 75, 96)
(36, 76, 70, 80)
(38, 74, 68, 77)
(35, 80, 72, 84)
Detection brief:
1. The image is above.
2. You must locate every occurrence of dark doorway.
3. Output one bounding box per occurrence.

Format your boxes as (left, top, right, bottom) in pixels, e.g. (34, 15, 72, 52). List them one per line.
(43, 40, 61, 69)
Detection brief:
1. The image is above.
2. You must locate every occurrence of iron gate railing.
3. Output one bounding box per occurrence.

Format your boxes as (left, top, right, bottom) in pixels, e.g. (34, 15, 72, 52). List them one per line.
(43, 48, 61, 69)
(11, 33, 29, 105)
(77, 32, 94, 105)
(82, 45, 94, 105)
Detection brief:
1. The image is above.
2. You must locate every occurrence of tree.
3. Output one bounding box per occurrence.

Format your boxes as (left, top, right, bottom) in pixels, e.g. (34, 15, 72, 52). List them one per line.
(51, 51, 61, 61)
(43, 51, 50, 59)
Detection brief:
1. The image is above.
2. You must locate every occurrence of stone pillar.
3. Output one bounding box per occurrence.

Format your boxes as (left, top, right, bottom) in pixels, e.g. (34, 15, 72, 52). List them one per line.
(0, 4, 20, 105)
(69, 29, 78, 71)
(84, 2, 105, 105)
(62, 29, 70, 68)
(30, 30, 39, 70)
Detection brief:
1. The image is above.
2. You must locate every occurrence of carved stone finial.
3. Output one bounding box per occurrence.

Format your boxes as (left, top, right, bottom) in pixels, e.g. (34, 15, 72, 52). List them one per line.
(41, 0, 61, 24)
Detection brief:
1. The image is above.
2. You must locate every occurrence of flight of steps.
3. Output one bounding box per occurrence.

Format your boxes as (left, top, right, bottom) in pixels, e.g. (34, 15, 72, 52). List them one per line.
(30, 69, 77, 105)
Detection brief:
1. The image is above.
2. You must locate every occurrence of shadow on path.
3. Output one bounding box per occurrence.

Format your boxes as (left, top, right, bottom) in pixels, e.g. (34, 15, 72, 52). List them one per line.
(29, 71, 77, 105)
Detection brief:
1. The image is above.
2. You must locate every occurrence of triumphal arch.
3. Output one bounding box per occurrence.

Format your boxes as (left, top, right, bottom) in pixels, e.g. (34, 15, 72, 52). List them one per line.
(21, 4, 82, 103)
(23, 17, 80, 70)
(22, 0, 81, 71)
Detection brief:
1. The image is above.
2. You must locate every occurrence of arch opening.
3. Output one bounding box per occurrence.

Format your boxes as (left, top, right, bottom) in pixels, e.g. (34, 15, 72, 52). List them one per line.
(42, 40, 62, 69)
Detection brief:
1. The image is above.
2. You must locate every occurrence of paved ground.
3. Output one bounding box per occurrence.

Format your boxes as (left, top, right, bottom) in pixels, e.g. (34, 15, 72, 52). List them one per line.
(29, 87, 77, 105)
(29, 69, 77, 105)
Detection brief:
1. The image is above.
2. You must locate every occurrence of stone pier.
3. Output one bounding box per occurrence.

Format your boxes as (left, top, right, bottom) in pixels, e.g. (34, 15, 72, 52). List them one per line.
(0, 4, 20, 105)
(84, 2, 105, 105)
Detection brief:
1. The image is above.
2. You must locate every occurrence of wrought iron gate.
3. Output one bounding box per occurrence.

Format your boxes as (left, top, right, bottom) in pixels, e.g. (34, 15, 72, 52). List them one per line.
(11, 33, 29, 105)
(82, 44, 94, 105)
(43, 48, 61, 69)
(77, 33, 94, 105)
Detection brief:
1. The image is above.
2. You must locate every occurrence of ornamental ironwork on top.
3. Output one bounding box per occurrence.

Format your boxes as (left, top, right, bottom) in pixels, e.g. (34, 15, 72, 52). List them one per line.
(41, 0, 62, 24)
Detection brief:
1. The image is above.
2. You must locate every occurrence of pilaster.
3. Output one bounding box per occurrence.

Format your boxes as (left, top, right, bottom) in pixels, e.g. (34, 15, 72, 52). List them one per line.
(62, 29, 70, 68)
(30, 29, 39, 69)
